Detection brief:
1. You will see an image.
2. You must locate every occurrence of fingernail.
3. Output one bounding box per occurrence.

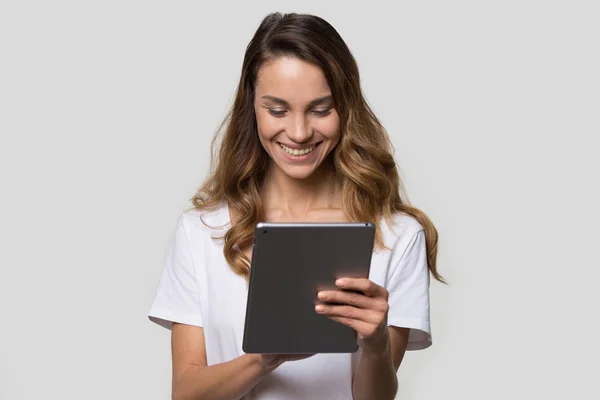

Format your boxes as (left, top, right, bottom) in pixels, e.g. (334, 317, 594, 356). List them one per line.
(318, 292, 326, 300)
(336, 279, 345, 287)
(315, 305, 324, 312)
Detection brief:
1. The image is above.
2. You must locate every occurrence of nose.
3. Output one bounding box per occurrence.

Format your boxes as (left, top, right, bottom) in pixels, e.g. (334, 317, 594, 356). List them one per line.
(287, 115, 313, 143)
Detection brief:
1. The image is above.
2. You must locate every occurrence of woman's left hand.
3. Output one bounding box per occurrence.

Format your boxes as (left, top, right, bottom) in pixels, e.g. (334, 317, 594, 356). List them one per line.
(315, 278, 391, 355)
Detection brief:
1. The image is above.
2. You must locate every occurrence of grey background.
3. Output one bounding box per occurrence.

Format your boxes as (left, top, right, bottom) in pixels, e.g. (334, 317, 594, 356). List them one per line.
(1, 1, 598, 399)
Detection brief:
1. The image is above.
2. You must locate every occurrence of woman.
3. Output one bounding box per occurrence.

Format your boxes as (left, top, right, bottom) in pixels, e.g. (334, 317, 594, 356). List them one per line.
(149, 12, 444, 400)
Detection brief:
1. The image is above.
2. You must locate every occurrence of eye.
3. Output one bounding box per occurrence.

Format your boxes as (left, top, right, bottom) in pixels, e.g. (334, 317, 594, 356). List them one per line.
(311, 108, 333, 117)
(268, 109, 287, 117)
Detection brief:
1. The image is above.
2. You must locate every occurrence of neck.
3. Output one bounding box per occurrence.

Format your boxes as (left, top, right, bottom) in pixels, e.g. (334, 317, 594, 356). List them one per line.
(261, 160, 342, 217)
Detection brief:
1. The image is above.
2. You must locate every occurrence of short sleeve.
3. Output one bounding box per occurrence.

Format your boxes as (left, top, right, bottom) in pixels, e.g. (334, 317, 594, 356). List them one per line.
(148, 217, 203, 330)
(386, 229, 432, 350)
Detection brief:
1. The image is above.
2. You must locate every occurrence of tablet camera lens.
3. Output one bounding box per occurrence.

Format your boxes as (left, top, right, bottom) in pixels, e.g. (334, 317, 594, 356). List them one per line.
(263, 230, 267, 235)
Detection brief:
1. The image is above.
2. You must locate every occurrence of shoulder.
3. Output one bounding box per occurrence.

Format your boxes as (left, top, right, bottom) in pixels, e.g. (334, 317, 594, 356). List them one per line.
(368, 212, 428, 292)
(378, 212, 424, 249)
(178, 202, 231, 239)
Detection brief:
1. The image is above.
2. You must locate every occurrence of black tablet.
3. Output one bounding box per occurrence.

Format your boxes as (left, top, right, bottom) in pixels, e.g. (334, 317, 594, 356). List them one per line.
(242, 222, 376, 354)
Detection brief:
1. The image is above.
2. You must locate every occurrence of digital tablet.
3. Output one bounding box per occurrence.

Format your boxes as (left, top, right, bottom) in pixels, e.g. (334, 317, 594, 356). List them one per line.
(242, 222, 376, 354)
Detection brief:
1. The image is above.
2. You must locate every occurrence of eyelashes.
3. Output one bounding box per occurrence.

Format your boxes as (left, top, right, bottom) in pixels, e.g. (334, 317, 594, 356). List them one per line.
(268, 109, 286, 117)
(312, 109, 333, 117)
(267, 108, 333, 118)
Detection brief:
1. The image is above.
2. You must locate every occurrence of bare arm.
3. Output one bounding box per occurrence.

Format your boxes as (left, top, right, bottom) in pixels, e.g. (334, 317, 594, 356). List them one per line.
(352, 326, 409, 400)
(170, 324, 277, 400)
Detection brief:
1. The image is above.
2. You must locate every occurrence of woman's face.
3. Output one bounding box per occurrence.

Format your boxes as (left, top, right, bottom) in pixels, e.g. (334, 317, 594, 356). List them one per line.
(254, 57, 341, 180)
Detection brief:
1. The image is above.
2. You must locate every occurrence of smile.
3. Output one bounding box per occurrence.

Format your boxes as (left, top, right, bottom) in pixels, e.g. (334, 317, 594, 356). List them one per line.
(278, 143, 319, 156)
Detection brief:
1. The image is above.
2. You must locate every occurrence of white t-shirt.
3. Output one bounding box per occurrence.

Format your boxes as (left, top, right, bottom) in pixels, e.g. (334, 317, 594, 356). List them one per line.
(148, 203, 431, 399)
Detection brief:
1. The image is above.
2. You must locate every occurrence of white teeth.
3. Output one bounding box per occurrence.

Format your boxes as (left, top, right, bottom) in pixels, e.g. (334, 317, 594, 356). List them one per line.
(279, 143, 316, 156)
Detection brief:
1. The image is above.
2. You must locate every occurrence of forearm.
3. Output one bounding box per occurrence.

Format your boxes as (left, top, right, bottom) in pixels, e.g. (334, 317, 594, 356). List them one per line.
(352, 346, 398, 400)
(172, 354, 277, 400)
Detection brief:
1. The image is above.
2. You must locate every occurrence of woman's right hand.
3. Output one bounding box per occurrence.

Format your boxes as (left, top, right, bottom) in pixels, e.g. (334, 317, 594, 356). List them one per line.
(258, 353, 316, 370)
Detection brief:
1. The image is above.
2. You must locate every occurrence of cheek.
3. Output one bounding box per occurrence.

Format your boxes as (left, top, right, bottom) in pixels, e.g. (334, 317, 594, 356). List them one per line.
(316, 114, 341, 142)
(255, 109, 280, 141)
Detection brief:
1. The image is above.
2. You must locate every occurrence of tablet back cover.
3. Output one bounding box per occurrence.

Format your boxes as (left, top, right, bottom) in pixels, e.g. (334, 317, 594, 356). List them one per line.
(242, 223, 375, 354)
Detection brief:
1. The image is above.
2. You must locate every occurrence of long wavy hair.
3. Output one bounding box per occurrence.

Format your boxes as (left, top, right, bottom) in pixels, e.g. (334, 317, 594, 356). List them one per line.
(191, 12, 445, 283)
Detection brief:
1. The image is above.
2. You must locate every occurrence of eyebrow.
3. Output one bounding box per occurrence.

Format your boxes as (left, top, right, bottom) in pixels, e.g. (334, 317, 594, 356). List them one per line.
(261, 95, 333, 108)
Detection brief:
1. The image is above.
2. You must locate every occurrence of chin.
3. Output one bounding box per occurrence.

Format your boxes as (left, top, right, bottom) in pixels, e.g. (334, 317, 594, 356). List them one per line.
(279, 165, 319, 180)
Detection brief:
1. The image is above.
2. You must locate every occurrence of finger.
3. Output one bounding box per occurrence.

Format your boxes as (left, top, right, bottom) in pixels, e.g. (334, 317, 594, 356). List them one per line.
(336, 278, 388, 299)
(317, 289, 382, 311)
(326, 316, 377, 338)
(315, 304, 381, 324)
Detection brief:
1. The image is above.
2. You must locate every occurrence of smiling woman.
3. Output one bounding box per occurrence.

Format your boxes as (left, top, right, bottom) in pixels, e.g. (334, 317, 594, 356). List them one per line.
(255, 57, 341, 179)
(148, 11, 444, 400)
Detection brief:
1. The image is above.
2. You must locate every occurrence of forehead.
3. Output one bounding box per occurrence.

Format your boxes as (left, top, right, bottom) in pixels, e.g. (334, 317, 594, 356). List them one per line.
(255, 57, 331, 102)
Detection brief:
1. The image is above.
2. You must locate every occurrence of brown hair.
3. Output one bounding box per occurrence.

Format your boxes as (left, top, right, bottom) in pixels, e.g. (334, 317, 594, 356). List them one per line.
(190, 12, 445, 283)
